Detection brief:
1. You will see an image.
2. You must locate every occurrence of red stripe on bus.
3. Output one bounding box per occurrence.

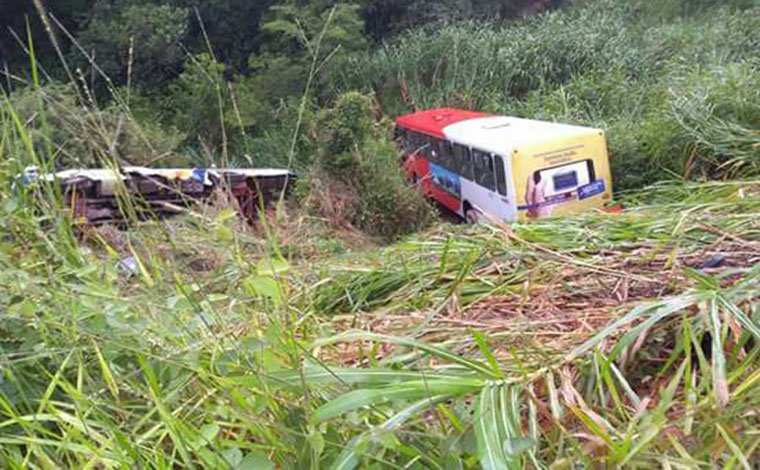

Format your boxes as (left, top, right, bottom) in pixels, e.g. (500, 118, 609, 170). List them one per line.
(396, 108, 486, 138)
(430, 185, 462, 213)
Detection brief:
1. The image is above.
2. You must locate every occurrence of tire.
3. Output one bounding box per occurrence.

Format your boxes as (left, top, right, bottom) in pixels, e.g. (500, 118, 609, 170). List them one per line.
(465, 208, 482, 224)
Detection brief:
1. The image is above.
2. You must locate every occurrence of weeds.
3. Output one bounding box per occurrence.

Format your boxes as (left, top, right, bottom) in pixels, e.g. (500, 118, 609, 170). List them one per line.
(2, 156, 758, 468)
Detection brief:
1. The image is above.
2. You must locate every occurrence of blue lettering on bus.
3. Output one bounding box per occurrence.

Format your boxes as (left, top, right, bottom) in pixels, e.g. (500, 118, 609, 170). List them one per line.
(517, 192, 574, 211)
(577, 179, 605, 200)
(430, 163, 462, 199)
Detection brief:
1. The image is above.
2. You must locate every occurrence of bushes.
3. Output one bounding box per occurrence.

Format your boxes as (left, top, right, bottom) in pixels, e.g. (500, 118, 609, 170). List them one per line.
(7, 83, 186, 168)
(306, 92, 434, 240)
(314, 92, 376, 176)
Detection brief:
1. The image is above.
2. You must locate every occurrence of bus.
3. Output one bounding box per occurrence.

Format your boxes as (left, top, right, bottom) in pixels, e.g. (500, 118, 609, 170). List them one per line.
(395, 108, 614, 222)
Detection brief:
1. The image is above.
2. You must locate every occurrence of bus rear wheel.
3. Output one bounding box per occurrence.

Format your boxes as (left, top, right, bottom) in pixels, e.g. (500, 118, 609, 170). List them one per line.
(465, 208, 482, 224)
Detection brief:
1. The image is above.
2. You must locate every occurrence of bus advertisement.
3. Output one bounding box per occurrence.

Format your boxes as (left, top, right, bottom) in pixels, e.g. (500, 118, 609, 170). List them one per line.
(395, 108, 613, 223)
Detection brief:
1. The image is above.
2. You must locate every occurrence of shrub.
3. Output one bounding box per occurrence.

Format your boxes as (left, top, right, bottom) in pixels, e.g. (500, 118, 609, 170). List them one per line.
(314, 92, 376, 178)
(352, 137, 436, 240)
(307, 92, 435, 240)
(8, 83, 186, 168)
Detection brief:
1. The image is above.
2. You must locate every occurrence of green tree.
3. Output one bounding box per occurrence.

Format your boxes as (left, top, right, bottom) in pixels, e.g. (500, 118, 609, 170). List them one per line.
(167, 53, 262, 149)
(175, 0, 276, 71)
(75, 1, 189, 88)
(249, 0, 367, 101)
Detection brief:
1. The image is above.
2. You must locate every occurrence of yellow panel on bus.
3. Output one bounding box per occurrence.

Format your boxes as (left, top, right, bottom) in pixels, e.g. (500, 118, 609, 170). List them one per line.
(511, 130, 613, 221)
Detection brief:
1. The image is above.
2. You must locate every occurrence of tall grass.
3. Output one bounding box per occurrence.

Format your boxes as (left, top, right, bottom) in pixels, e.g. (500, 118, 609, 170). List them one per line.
(2, 115, 759, 468)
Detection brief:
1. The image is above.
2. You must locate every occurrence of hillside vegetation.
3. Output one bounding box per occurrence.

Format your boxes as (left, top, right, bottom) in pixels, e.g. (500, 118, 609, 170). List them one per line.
(3, 0, 758, 189)
(1, 0, 759, 468)
(329, 0, 760, 189)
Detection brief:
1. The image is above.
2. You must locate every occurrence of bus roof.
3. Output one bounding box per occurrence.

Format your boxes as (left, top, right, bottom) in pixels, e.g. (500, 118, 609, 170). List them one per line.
(443, 116, 602, 156)
(395, 108, 487, 138)
(397, 108, 602, 156)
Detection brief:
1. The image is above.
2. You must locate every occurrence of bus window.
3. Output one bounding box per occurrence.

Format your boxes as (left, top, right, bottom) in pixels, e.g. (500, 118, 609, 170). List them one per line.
(440, 140, 454, 170)
(473, 149, 495, 191)
(454, 144, 473, 180)
(404, 133, 413, 152)
(412, 132, 426, 156)
(428, 136, 440, 163)
(493, 155, 507, 196)
(398, 127, 412, 151)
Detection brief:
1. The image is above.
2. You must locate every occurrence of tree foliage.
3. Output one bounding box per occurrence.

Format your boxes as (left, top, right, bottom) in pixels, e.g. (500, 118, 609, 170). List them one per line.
(75, 1, 189, 87)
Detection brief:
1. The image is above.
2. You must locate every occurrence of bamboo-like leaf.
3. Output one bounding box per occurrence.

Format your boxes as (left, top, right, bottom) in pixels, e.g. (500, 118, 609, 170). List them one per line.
(314, 379, 483, 422)
(329, 395, 448, 470)
(92, 340, 119, 401)
(716, 424, 752, 470)
(475, 384, 508, 470)
(128, 245, 154, 287)
(732, 368, 760, 399)
(262, 367, 475, 389)
(474, 382, 528, 470)
(608, 360, 641, 409)
(568, 293, 702, 361)
(620, 362, 688, 467)
(136, 354, 196, 470)
(610, 294, 705, 359)
(683, 316, 696, 436)
(472, 329, 504, 377)
(0, 436, 119, 462)
(311, 331, 500, 378)
(708, 298, 730, 409)
(329, 435, 363, 470)
(717, 295, 760, 340)
(545, 371, 563, 421)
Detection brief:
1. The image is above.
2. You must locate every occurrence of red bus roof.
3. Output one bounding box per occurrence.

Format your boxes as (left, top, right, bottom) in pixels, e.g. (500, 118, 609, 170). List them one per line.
(396, 108, 487, 138)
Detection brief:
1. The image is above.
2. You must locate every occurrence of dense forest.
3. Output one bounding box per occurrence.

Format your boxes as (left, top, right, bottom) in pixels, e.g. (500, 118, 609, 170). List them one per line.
(2, 0, 561, 76)
(1, 0, 759, 468)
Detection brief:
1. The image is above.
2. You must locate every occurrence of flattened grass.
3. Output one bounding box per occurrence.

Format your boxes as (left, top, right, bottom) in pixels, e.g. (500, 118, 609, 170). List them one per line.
(2, 178, 757, 468)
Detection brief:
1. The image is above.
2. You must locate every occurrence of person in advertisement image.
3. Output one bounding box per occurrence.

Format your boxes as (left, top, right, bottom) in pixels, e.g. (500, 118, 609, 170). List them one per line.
(521, 163, 607, 219)
(523, 172, 576, 219)
(525, 173, 553, 219)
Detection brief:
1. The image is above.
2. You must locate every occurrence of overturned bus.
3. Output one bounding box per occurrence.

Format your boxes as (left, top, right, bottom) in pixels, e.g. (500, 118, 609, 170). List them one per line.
(19, 166, 296, 225)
